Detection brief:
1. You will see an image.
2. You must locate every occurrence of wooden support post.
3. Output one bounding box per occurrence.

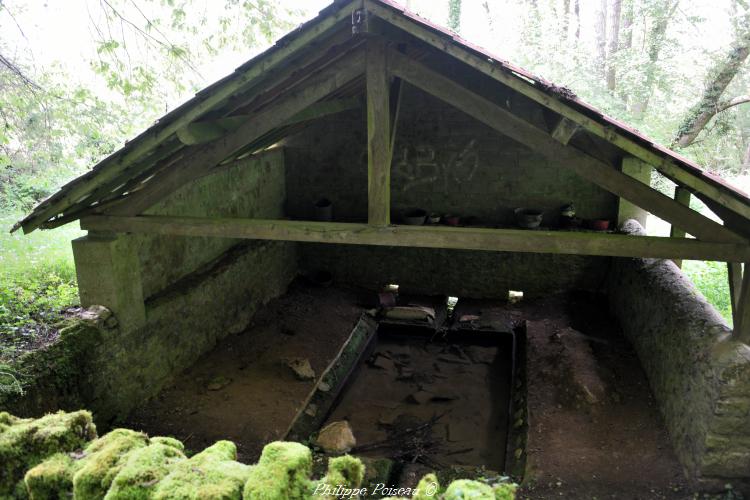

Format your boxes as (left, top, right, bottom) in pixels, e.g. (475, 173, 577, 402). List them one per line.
(728, 262, 743, 327)
(670, 186, 692, 268)
(367, 39, 392, 226)
(734, 264, 750, 344)
(71, 232, 146, 333)
(617, 157, 652, 228)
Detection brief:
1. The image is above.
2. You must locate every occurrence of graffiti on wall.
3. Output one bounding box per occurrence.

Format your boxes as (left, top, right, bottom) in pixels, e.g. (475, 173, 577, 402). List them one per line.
(392, 139, 479, 192)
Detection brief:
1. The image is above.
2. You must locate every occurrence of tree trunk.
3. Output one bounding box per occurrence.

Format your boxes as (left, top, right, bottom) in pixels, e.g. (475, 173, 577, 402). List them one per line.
(631, 0, 679, 119)
(743, 142, 750, 173)
(562, 0, 570, 40)
(595, 0, 608, 80)
(673, 27, 750, 148)
(574, 0, 580, 42)
(606, 0, 623, 91)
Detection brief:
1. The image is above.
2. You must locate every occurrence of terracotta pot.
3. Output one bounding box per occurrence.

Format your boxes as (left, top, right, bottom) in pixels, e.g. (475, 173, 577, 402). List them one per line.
(515, 208, 543, 229)
(428, 213, 442, 224)
(444, 215, 460, 226)
(587, 219, 610, 231)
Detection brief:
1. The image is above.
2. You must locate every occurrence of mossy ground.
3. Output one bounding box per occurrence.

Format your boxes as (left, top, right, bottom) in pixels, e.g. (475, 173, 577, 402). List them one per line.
(3, 410, 517, 499)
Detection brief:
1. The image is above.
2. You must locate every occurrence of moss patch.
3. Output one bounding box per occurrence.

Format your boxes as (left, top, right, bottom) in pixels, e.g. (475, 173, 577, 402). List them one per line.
(244, 441, 312, 500)
(104, 440, 186, 499)
(0, 410, 96, 497)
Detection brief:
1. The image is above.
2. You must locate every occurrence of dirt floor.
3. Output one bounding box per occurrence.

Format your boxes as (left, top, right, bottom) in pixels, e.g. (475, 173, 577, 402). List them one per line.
(125, 284, 694, 497)
(515, 292, 691, 499)
(124, 281, 367, 461)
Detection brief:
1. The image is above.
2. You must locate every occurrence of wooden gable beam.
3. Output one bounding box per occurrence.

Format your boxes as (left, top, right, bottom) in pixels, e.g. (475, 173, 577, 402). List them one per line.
(364, 0, 750, 223)
(387, 49, 745, 244)
(734, 265, 750, 344)
(101, 49, 366, 217)
(80, 215, 750, 262)
(670, 186, 692, 268)
(176, 97, 361, 145)
(366, 39, 392, 226)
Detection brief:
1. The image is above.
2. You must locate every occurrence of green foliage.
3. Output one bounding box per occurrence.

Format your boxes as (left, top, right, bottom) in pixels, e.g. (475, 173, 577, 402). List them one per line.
(0, 215, 83, 364)
(683, 260, 733, 325)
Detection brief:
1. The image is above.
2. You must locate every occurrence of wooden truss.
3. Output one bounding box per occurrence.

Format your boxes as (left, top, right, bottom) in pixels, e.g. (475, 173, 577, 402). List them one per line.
(15, 1, 750, 342)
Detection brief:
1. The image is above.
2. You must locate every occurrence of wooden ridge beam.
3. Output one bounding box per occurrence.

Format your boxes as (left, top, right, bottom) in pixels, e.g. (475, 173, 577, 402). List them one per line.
(102, 50, 365, 217)
(364, 0, 750, 222)
(387, 49, 745, 244)
(366, 39, 392, 226)
(79, 215, 750, 262)
(19, 2, 359, 233)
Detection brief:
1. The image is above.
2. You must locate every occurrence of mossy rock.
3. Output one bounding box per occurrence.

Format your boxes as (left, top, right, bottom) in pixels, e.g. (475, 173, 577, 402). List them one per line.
(104, 439, 186, 499)
(72, 428, 149, 500)
(153, 440, 250, 499)
(0, 410, 96, 498)
(413, 473, 440, 499)
(244, 441, 313, 500)
(443, 479, 495, 499)
(25, 453, 76, 500)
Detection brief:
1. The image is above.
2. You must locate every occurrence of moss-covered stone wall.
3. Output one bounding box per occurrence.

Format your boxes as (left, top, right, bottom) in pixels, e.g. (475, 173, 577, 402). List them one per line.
(284, 85, 615, 297)
(608, 220, 750, 490)
(1, 410, 518, 499)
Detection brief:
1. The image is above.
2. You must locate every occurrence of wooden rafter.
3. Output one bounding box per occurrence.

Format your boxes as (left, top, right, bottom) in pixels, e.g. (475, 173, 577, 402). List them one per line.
(366, 39, 392, 226)
(17, 2, 359, 234)
(99, 49, 365, 217)
(670, 186, 692, 268)
(387, 48, 745, 244)
(364, 0, 750, 222)
(79, 215, 750, 262)
(551, 117, 580, 145)
(734, 265, 750, 343)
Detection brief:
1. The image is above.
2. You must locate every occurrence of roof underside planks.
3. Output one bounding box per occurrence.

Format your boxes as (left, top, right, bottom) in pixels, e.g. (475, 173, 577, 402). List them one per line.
(12, 0, 750, 248)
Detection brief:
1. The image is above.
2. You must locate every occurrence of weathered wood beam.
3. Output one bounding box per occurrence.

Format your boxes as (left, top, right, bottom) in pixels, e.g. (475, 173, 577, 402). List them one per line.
(364, 0, 750, 222)
(550, 117, 580, 145)
(617, 156, 652, 228)
(79, 215, 750, 262)
(387, 49, 745, 244)
(728, 262, 743, 327)
(734, 264, 750, 343)
(366, 39, 392, 226)
(19, 3, 359, 233)
(176, 97, 361, 145)
(102, 50, 365, 217)
(670, 186, 692, 268)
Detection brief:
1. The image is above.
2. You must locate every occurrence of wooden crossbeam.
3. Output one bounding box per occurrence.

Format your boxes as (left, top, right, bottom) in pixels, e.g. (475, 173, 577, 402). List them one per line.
(176, 97, 361, 145)
(101, 50, 365, 217)
(80, 215, 750, 262)
(387, 49, 745, 244)
(551, 117, 579, 145)
(365, 0, 750, 222)
(366, 39, 392, 226)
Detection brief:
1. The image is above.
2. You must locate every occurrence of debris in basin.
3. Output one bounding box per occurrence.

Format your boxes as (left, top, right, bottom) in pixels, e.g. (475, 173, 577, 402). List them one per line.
(369, 353, 397, 374)
(305, 404, 318, 417)
(285, 358, 316, 381)
(315, 421, 356, 454)
(407, 390, 433, 405)
(383, 306, 436, 323)
(318, 381, 331, 392)
(206, 375, 232, 391)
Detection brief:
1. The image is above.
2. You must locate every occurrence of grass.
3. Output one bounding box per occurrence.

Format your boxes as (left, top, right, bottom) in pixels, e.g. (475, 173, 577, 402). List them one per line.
(682, 260, 733, 326)
(0, 213, 84, 363)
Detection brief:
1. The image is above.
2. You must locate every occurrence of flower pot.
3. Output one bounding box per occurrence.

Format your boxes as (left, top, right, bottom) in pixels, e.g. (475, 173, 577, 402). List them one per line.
(444, 215, 460, 226)
(403, 209, 427, 225)
(314, 198, 332, 221)
(428, 213, 442, 224)
(587, 219, 610, 231)
(514, 208, 543, 229)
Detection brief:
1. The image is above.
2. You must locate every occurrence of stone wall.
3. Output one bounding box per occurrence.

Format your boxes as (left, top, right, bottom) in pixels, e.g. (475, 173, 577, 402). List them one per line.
(285, 84, 616, 297)
(66, 148, 298, 424)
(608, 220, 750, 490)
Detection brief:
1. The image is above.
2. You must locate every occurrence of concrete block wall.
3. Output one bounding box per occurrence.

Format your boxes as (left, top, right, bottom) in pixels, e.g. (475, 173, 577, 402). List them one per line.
(608, 220, 750, 490)
(285, 85, 617, 296)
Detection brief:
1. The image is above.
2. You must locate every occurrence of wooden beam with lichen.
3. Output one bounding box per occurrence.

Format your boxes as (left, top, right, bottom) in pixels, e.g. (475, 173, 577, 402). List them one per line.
(80, 215, 750, 262)
(366, 38, 392, 226)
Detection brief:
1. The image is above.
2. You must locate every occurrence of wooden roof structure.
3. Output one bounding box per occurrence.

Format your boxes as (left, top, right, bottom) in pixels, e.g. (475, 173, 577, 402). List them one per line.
(14, 0, 750, 341)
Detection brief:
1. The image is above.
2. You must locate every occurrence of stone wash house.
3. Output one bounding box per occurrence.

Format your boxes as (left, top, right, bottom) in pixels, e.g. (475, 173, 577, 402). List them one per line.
(13, 0, 750, 492)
